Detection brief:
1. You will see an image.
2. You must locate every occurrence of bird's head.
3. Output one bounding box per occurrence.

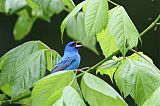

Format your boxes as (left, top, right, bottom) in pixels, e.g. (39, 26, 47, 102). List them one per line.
(64, 41, 82, 53)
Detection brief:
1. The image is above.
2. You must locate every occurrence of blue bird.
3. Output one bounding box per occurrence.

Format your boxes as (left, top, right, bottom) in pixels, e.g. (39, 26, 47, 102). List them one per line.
(51, 41, 81, 73)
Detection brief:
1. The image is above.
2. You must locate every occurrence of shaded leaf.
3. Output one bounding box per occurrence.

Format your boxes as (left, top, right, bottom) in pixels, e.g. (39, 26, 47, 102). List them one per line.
(85, 0, 108, 37)
(13, 9, 36, 40)
(61, 1, 87, 38)
(81, 73, 127, 106)
(108, 6, 139, 56)
(66, 12, 98, 54)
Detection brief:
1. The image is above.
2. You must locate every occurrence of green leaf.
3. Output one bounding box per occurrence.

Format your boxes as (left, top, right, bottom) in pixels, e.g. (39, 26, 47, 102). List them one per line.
(27, 0, 50, 12)
(11, 50, 47, 97)
(19, 97, 32, 106)
(81, 73, 127, 106)
(85, 0, 108, 37)
(0, 0, 27, 14)
(128, 52, 154, 65)
(0, 84, 11, 96)
(50, 0, 65, 14)
(32, 71, 81, 106)
(96, 56, 121, 82)
(142, 87, 160, 106)
(0, 0, 5, 13)
(13, 9, 36, 40)
(114, 59, 160, 105)
(27, 0, 65, 19)
(66, 12, 98, 54)
(108, 6, 139, 56)
(0, 41, 60, 98)
(60, 1, 86, 39)
(0, 94, 8, 101)
(46, 50, 61, 71)
(97, 28, 118, 57)
(62, 86, 86, 106)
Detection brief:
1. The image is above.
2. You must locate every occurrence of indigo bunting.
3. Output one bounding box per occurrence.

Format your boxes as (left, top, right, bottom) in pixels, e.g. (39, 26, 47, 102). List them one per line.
(51, 41, 81, 73)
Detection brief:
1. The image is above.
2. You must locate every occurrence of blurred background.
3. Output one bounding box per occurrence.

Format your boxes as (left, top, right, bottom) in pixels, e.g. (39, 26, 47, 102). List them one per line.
(0, 0, 160, 105)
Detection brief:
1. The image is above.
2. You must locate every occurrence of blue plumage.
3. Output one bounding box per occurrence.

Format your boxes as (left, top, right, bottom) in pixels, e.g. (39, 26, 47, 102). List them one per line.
(51, 41, 81, 73)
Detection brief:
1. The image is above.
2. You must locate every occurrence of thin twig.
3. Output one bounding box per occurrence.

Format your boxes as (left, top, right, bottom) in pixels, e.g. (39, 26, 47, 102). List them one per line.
(140, 14, 160, 37)
(108, 0, 119, 6)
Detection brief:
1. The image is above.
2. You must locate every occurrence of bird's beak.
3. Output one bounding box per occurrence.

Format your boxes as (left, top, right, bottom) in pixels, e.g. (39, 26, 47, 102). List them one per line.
(75, 41, 82, 48)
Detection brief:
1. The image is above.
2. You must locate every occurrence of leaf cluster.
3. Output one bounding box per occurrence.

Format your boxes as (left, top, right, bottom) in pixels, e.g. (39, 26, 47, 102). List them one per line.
(0, 0, 160, 106)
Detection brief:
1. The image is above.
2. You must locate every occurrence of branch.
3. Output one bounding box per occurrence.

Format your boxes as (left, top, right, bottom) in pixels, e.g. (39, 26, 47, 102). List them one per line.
(140, 14, 160, 37)
(77, 50, 120, 78)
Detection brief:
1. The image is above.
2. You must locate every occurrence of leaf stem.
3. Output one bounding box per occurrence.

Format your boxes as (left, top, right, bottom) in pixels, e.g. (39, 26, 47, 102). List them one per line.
(77, 50, 120, 78)
(108, 0, 119, 6)
(140, 14, 160, 37)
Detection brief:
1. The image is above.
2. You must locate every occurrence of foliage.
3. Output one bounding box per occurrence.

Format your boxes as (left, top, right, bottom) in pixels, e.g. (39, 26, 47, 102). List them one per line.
(0, 0, 160, 106)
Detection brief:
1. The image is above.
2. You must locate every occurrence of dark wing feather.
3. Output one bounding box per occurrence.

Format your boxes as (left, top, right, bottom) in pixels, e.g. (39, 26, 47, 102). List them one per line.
(51, 57, 75, 73)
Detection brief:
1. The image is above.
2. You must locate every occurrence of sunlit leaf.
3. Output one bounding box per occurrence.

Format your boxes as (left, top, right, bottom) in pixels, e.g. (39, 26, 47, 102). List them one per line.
(81, 73, 127, 106)
(114, 59, 160, 105)
(85, 0, 108, 37)
(32, 71, 82, 106)
(62, 86, 86, 106)
(108, 6, 139, 56)
(97, 28, 118, 57)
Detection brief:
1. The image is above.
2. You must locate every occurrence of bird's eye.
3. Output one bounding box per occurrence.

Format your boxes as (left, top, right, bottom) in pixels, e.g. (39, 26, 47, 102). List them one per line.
(70, 43, 75, 46)
(70, 42, 76, 47)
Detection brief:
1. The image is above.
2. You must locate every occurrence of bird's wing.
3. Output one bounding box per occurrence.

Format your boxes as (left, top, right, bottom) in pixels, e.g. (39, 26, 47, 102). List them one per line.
(51, 57, 75, 73)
